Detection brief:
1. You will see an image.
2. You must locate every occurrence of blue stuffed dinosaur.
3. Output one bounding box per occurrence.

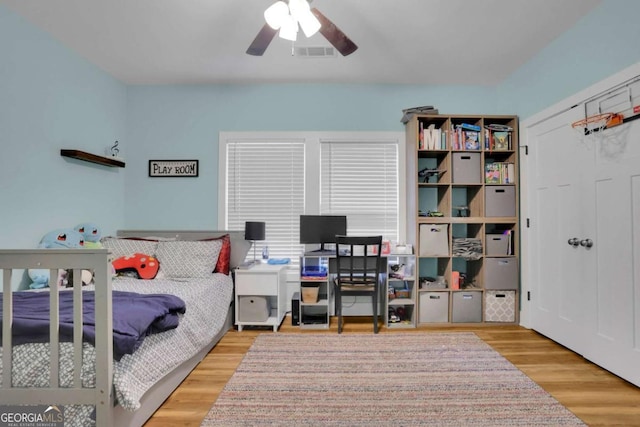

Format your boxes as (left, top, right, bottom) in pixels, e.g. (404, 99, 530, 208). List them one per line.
(29, 228, 86, 289)
(38, 228, 85, 249)
(74, 222, 103, 249)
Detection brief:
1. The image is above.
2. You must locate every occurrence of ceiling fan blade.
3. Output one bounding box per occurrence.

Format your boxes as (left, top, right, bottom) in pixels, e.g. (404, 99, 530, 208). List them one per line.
(310, 8, 358, 56)
(246, 24, 278, 56)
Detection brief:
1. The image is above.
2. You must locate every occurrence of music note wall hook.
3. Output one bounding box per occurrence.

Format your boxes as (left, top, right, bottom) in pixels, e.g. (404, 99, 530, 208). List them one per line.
(110, 141, 120, 157)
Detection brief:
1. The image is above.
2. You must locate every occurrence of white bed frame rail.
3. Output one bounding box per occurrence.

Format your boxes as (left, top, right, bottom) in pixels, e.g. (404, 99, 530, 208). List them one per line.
(0, 249, 113, 426)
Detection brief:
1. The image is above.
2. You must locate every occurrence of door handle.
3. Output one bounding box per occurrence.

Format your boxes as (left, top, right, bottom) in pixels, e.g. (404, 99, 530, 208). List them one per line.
(567, 238, 580, 247)
(580, 238, 593, 248)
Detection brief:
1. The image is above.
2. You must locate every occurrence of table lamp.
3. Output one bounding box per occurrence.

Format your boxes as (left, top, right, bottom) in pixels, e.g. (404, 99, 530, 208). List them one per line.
(244, 221, 265, 264)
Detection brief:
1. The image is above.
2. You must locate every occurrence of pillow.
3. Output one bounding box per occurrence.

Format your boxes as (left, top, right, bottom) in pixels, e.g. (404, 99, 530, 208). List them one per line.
(156, 240, 223, 278)
(113, 253, 160, 280)
(201, 234, 231, 275)
(102, 237, 158, 260)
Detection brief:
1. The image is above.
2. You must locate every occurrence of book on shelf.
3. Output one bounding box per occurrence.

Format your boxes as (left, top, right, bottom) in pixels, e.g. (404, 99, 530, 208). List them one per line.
(452, 123, 482, 150)
(420, 124, 447, 150)
(485, 163, 501, 184)
(424, 124, 440, 150)
(507, 163, 515, 183)
(493, 131, 511, 151)
(463, 130, 480, 150)
(484, 124, 513, 151)
(485, 162, 515, 184)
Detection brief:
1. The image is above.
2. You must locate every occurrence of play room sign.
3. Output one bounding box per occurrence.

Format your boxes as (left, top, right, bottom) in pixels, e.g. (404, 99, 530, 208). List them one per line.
(149, 160, 199, 178)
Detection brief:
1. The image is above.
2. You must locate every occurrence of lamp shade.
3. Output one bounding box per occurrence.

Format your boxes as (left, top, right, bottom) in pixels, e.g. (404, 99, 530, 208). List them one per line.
(264, 1, 288, 30)
(278, 14, 298, 41)
(289, 0, 320, 38)
(244, 221, 266, 241)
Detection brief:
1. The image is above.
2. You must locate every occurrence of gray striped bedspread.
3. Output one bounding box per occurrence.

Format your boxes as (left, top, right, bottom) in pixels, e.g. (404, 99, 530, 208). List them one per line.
(0, 274, 233, 425)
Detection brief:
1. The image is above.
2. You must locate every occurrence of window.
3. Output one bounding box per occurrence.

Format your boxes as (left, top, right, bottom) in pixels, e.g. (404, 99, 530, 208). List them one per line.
(320, 141, 398, 242)
(219, 132, 405, 265)
(226, 139, 305, 262)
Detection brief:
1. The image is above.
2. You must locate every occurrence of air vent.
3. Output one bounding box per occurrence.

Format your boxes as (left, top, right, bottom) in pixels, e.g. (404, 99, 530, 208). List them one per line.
(295, 46, 336, 58)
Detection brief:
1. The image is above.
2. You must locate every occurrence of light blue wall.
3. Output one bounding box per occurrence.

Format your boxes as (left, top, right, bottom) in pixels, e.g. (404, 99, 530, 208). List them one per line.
(0, 5, 127, 249)
(2, 0, 639, 245)
(124, 84, 496, 229)
(497, 0, 640, 119)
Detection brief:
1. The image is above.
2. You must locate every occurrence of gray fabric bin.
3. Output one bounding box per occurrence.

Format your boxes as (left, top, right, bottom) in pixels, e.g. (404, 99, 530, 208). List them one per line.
(452, 291, 482, 323)
(452, 152, 482, 183)
(419, 292, 449, 323)
(486, 234, 509, 255)
(483, 257, 519, 290)
(238, 296, 271, 322)
(485, 186, 516, 217)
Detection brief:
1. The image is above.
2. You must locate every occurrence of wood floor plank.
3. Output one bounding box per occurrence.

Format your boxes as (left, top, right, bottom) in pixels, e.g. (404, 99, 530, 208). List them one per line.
(144, 316, 640, 426)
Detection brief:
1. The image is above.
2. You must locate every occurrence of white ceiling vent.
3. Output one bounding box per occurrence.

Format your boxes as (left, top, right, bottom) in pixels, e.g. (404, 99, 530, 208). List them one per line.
(295, 46, 336, 58)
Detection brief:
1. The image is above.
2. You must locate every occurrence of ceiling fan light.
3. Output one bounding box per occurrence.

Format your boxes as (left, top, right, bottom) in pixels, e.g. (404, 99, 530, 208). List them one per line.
(264, 1, 289, 30)
(288, 0, 310, 20)
(278, 14, 298, 41)
(298, 10, 321, 38)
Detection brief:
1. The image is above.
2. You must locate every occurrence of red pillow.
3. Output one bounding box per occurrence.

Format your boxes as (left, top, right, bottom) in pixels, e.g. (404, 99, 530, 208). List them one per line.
(204, 234, 231, 275)
(113, 253, 160, 280)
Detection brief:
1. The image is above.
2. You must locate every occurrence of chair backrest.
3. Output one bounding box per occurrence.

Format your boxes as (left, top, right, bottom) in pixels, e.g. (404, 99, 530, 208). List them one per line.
(335, 235, 383, 285)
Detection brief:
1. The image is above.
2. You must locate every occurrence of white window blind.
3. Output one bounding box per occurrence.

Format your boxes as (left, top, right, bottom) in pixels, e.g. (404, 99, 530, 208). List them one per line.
(227, 141, 305, 263)
(320, 141, 399, 242)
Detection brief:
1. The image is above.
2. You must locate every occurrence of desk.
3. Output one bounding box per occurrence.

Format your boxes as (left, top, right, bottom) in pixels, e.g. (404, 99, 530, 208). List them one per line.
(299, 253, 416, 329)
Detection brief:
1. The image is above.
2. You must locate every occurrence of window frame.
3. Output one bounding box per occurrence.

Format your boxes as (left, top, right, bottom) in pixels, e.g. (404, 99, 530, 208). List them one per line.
(218, 131, 407, 258)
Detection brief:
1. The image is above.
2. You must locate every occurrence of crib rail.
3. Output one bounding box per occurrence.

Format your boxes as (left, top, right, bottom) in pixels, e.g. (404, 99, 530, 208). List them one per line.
(0, 249, 113, 426)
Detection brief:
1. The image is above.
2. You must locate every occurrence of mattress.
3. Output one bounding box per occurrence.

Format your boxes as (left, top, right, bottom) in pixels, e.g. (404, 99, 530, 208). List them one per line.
(0, 273, 234, 425)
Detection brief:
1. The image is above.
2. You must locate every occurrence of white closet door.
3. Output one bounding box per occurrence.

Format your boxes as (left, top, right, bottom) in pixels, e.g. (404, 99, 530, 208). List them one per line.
(581, 119, 640, 386)
(528, 108, 640, 387)
(527, 108, 592, 353)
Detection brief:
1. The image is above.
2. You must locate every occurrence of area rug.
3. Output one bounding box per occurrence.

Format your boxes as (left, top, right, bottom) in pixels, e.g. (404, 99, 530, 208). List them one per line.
(201, 333, 585, 426)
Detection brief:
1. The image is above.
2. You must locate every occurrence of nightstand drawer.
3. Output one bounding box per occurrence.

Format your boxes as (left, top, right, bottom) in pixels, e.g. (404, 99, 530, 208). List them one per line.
(236, 273, 278, 295)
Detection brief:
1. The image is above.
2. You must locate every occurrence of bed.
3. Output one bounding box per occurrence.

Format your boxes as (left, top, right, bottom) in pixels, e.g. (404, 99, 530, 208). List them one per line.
(0, 230, 250, 427)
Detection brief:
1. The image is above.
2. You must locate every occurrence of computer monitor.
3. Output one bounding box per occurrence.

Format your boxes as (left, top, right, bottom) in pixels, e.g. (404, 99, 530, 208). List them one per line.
(300, 215, 347, 253)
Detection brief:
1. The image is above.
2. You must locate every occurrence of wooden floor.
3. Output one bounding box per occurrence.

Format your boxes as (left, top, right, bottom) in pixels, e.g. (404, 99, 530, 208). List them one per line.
(145, 316, 640, 427)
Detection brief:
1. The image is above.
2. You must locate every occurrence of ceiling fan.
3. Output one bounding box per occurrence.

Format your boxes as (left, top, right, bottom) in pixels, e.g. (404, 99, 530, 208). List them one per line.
(246, 0, 358, 57)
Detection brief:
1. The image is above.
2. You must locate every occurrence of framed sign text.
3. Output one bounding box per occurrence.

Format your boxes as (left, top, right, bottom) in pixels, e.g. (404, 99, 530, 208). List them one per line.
(148, 160, 199, 178)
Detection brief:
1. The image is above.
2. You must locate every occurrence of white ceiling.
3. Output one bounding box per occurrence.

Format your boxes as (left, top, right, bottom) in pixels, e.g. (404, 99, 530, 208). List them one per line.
(2, 0, 602, 85)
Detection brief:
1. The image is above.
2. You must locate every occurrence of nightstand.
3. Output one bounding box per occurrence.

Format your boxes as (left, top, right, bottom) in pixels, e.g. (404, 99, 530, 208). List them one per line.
(234, 263, 287, 332)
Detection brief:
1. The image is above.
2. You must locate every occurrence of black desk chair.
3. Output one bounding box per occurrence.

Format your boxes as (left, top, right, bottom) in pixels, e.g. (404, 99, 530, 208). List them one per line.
(334, 235, 383, 333)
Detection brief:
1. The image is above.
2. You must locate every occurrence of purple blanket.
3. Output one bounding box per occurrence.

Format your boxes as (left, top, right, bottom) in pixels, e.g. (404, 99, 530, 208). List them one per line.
(0, 290, 186, 360)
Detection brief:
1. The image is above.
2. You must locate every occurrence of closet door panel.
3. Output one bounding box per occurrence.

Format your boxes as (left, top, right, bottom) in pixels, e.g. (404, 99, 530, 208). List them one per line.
(528, 109, 588, 352)
(581, 120, 640, 386)
(525, 67, 640, 387)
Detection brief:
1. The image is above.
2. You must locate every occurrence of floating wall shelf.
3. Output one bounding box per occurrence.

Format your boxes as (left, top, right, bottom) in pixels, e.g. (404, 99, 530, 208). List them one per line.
(60, 149, 125, 168)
